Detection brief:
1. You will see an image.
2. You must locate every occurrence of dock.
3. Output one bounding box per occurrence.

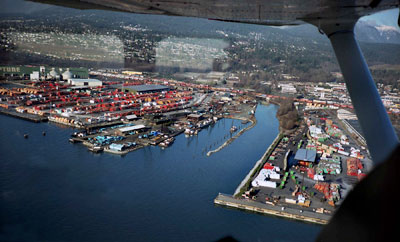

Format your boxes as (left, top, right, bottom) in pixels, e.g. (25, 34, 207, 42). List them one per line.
(214, 193, 330, 225)
(0, 108, 48, 123)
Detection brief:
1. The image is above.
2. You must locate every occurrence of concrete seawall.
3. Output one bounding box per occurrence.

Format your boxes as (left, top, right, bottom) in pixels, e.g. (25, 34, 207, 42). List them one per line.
(233, 133, 282, 196)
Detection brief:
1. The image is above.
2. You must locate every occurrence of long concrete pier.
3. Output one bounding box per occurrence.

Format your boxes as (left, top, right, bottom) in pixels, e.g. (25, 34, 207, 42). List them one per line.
(214, 193, 330, 225)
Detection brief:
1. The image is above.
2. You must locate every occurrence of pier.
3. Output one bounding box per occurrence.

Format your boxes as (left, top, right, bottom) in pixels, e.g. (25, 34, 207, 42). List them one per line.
(207, 116, 257, 156)
(214, 193, 329, 225)
(0, 108, 48, 123)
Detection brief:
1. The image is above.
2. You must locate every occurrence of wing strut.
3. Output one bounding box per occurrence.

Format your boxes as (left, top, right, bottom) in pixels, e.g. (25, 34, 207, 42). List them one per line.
(320, 22, 398, 164)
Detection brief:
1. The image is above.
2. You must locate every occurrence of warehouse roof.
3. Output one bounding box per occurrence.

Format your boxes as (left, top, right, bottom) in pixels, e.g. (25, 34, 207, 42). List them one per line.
(118, 124, 146, 132)
(124, 84, 169, 93)
(69, 78, 101, 83)
(294, 149, 317, 162)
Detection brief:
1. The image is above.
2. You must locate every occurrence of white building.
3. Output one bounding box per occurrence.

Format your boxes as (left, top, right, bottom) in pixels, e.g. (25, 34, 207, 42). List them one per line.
(30, 71, 40, 80)
(62, 68, 73, 80)
(337, 109, 357, 120)
(280, 83, 297, 94)
(48, 68, 60, 80)
(68, 78, 102, 87)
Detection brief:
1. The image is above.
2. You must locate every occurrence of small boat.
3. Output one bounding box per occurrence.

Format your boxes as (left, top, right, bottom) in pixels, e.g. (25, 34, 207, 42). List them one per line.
(230, 126, 237, 133)
(42, 131, 46, 136)
(89, 146, 103, 153)
(24, 134, 29, 139)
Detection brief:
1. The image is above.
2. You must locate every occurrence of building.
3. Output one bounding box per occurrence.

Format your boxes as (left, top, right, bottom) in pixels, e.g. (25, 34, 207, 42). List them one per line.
(30, 71, 40, 81)
(337, 109, 357, 120)
(280, 83, 297, 94)
(62, 68, 74, 80)
(114, 124, 147, 136)
(68, 78, 102, 87)
(187, 113, 203, 122)
(122, 84, 169, 94)
(294, 149, 317, 167)
(0, 66, 89, 80)
(48, 68, 60, 80)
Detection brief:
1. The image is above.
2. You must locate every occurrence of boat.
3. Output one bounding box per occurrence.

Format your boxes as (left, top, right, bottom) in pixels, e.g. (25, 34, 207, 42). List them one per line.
(159, 137, 175, 148)
(230, 126, 238, 133)
(89, 146, 103, 153)
(24, 134, 28, 139)
(184, 128, 194, 136)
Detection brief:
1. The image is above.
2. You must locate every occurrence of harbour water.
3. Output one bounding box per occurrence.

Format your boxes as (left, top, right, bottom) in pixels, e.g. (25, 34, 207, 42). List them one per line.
(0, 104, 322, 241)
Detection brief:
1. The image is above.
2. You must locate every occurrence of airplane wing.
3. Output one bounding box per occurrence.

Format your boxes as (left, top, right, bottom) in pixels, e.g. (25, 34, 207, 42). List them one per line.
(31, 0, 398, 26)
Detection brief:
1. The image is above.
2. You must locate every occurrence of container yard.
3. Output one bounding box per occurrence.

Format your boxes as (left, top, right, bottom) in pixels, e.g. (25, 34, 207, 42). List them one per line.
(0, 73, 257, 155)
(215, 107, 373, 225)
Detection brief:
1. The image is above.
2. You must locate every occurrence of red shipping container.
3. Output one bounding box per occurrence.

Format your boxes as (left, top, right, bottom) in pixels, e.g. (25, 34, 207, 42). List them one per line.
(263, 163, 274, 170)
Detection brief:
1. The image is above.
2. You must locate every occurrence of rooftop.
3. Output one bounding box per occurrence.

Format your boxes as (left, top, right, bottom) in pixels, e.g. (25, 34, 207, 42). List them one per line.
(118, 124, 146, 132)
(294, 149, 317, 162)
(124, 84, 169, 92)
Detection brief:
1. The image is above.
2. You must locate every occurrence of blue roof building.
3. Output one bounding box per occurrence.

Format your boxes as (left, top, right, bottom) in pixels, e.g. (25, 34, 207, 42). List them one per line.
(294, 149, 317, 163)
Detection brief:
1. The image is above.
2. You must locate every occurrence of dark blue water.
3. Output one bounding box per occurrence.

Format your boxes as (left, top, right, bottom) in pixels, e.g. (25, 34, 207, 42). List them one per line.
(0, 104, 321, 241)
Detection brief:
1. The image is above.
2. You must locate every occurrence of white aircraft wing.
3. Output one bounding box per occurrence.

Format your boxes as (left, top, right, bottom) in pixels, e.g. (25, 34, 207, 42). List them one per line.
(32, 0, 398, 26)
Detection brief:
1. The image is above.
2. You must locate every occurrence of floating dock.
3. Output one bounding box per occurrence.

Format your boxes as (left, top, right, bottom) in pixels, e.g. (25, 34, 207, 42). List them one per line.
(214, 193, 330, 225)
